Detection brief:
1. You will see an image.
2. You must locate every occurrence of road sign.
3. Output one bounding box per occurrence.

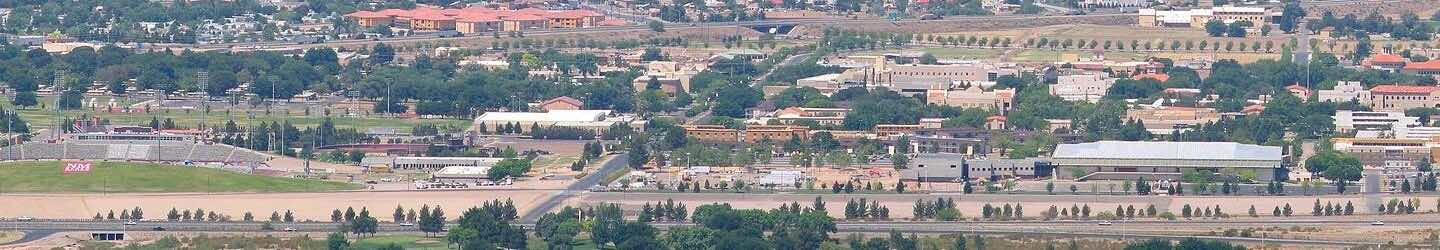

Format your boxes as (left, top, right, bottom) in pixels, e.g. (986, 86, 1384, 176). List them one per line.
(63, 161, 92, 174)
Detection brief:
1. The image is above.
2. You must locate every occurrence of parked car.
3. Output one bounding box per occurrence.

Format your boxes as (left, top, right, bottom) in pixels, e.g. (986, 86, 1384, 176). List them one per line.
(152, 227, 166, 231)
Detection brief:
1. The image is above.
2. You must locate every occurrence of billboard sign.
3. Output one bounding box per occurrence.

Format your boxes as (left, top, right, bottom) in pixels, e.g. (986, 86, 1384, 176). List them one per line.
(63, 161, 92, 174)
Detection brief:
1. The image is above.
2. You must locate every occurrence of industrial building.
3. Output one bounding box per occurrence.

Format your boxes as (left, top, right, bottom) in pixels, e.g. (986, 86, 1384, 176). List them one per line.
(1137, 6, 1272, 28)
(901, 154, 1053, 182)
(1051, 141, 1285, 181)
(363, 156, 505, 170)
(473, 110, 639, 135)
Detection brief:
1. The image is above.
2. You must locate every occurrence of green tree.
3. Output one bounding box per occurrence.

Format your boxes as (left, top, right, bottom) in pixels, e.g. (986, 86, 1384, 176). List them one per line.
(1205, 20, 1227, 37)
(327, 232, 348, 250)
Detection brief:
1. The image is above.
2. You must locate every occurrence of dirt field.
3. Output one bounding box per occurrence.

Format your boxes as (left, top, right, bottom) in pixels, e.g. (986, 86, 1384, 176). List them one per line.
(0, 190, 553, 222)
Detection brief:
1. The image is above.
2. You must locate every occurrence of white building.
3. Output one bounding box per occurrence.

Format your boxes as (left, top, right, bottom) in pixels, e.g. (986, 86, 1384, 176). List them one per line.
(1333, 110, 1419, 133)
(473, 110, 638, 134)
(362, 156, 506, 170)
(1051, 73, 1115, 103)
(1080, 0, 1148, 8)
(1317, 81, 1372, 105)
(1392, 123, 1440, 140)
(1138, 6, 1270, 28)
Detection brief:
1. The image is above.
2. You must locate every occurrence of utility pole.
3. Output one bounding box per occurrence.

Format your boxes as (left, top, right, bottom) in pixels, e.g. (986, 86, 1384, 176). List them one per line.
(197, 71, 209, 133)
(53, 70, 66, 140)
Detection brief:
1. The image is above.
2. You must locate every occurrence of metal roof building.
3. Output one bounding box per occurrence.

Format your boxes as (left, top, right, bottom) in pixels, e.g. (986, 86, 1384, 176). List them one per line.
(901, 154, 1053, 182)
(363, 156, 505, 170)
(1051, 141, 1285, 181)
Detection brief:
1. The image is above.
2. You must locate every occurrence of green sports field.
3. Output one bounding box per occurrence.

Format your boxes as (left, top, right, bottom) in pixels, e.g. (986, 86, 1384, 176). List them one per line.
(0, 161, 361, 193)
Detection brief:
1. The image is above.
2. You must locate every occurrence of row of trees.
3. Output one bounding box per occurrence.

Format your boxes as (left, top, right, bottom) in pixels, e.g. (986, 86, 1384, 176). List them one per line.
(843, 198, 892, 220)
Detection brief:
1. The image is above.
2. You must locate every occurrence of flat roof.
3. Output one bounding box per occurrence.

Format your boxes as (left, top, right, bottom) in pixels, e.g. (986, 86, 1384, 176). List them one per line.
(396, 156, 504, 165)
(1052, 141, 1281, 161)
(475, 110, 612, 123)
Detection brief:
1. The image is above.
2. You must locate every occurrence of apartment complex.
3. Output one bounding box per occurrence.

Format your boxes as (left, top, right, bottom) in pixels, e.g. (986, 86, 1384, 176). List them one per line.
(1137, 6, 1270, 28)
(346, 6, 607, 33)
(1050, 73, 1115, 103)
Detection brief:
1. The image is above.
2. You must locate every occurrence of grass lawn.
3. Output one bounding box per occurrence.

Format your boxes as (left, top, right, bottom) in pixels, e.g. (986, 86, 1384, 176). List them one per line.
(1011, 50, 1065, 62)
(916, 48, 1002, 59)
(0, 161, 361, 193)
(347, 235, 601, 250)
(5, 96, 471, 133)
(0, 231, 21, 245)
(352, 235, 452, 250)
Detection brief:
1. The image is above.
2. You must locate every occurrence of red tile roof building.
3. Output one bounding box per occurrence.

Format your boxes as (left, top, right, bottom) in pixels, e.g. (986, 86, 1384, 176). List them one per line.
(1362, 54, 1408, 72)
(345, 7, 606, 33)
(1403, 60, 1440, 77)
(1370, 84, 1440, 111)
(1285, 84, 1310, 100)
(1132, 72, 1170, 82)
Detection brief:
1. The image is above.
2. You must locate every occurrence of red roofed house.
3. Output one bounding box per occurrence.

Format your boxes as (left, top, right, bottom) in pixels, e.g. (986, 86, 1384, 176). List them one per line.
(1285, 84, 1310, 100)
(1369, 84, 1440, 111)
(539, 96, 585, 111)
(1242, 104, 1265, 115)
(1362, 54, 1408, 73)
(1132, 72, 1170, 82)
(986, 115, 1008, 130)
(1404, 60, 1440, 77)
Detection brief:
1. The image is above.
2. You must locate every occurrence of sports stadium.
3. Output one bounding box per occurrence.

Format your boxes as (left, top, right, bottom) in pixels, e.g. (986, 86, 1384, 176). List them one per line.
(0, 125, 271, 166)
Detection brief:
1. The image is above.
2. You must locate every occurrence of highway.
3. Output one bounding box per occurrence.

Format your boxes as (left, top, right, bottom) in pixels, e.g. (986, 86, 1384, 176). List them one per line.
(156, 13, 1142, 52)
(0, 217, 1420, 247)
(518, 153, 629, 222)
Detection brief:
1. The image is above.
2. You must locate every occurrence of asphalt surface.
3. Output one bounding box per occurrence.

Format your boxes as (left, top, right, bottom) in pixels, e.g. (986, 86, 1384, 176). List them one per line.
(0, 230, 57, 246)
(518, 153, 629, 222)
(0, 218, 1419, 247)
(159, 14, 1144, 52)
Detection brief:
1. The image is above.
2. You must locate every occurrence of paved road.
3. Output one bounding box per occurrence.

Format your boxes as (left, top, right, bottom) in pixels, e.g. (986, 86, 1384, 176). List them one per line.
(158, 13, 1142, 52)
(0, 230, 57, 246)
(0, 218, 1414, 247)
(0, 220, 416, 233)
(518, 153, 629, 222)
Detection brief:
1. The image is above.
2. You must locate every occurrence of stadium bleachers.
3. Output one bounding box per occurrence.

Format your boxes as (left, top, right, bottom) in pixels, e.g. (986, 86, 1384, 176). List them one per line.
(0, 140, 271, 163)
(106, 145, 128, 159)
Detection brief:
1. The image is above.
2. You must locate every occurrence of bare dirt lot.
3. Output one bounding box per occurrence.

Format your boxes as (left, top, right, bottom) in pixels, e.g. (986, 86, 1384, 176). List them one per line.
(0, 190, 552, 222)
